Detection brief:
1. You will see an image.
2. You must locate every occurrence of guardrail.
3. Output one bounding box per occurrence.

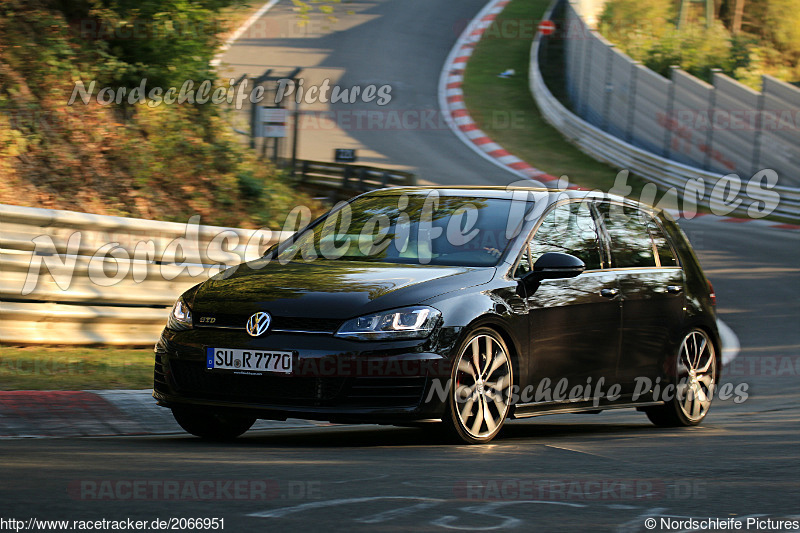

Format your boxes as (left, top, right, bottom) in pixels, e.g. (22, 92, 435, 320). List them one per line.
(529, 0, 800, 222)
(296, 160, 417, 202)
(0, 161, 417, 346)
(0, 203, 294, 345)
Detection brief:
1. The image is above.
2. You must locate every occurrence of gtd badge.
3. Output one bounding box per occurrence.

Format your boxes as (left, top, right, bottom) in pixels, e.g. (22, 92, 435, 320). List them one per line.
(246, 312, 271, 337)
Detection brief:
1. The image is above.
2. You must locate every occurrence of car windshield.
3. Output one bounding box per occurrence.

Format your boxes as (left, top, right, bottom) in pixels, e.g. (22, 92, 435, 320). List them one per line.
(276, 193, 522, 267)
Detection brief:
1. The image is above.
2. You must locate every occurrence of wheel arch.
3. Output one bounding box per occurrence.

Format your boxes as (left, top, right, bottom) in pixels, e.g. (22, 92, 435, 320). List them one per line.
(693, 322, 724, 380)
(661, 316, 721, 381)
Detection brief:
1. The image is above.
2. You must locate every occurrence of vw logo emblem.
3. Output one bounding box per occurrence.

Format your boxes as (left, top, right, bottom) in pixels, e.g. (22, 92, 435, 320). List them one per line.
(246, 311, 271, 337)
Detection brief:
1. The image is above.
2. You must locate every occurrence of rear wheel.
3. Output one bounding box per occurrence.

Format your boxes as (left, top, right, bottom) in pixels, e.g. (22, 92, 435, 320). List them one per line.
(645, 328, 717, 427)
(442, 328, 513, 444)
(172, 407, 256, 440)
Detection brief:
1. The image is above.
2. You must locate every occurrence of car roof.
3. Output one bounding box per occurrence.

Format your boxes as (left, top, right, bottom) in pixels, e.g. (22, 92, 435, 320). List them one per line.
(364, 186, 655, 212)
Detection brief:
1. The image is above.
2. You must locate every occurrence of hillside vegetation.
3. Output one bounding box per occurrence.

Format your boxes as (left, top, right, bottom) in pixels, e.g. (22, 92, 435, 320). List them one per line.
(0, 0, 318, 228)
(599, 0, 800, 89)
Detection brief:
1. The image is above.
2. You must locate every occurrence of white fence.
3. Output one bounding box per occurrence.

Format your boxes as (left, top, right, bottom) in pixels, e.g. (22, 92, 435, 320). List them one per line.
(529, 0, 800, 221)
(563, 1, 800, 188)
(0, 203, 290, 345)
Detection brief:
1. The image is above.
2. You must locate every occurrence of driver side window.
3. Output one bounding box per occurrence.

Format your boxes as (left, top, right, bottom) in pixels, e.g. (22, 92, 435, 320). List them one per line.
(530, 202, 604, 271)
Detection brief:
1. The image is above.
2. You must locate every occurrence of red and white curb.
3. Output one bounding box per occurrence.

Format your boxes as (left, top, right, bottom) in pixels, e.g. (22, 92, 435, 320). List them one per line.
(0, 390, 321, 438)
(438, 0, 799, 230)
(438, 0, 570, 189)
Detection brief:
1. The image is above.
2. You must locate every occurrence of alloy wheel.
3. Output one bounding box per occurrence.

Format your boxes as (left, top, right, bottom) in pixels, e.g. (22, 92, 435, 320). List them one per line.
(676, 329, 717, 422)
(452, 331, 513, 442)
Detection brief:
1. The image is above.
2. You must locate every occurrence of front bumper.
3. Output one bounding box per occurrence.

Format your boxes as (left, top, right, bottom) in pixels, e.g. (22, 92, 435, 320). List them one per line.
(153, 327, 456, 424)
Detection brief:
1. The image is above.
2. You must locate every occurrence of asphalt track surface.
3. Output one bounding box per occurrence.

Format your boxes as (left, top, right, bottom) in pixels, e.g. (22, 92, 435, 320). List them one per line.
(217, 0, 519, 184)
(2, 2, 799, 531)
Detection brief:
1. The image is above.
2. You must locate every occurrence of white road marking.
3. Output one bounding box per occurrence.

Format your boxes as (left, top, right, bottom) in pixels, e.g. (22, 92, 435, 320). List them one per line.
(248, 496, 445, 519)
(211, 0, 282, 67)
(717, 319, 741, 366)
(356, 501, 442, 524)
(432, 500, 586, 531)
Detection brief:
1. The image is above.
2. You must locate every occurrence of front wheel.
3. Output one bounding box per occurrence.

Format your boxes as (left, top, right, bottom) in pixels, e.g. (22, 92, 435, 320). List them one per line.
(645, 328, 717, 427)
(442, 328, 514, 444)
(172, 407, 256, 440)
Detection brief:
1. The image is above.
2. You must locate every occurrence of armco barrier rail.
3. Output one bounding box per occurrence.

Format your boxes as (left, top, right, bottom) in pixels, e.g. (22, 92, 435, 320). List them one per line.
(530, 0, 800, 222)
(0, 203, 293, 345)
(563, 0, 800, 188)
(296, 160, 417, 202)
(0, 161, 415, 345)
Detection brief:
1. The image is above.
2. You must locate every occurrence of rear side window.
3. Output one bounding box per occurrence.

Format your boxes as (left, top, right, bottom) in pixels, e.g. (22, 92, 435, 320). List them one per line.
(596, 203, 657, 268)
(646, 219, 678, 267)
(529, 201, 604, 270)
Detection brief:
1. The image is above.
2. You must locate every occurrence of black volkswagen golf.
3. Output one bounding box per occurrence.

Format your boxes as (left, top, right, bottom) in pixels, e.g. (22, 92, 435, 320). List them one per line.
(154, 187, 720, 444)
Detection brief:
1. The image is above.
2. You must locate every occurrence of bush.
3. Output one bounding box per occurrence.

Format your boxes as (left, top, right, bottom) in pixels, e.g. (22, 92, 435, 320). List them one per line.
(237, 170, 264, 200)
(598, 0, 674, 49)
(0, 0, 321, 228)
(598, 0, 799, 88)
(644, 22, 733, 81)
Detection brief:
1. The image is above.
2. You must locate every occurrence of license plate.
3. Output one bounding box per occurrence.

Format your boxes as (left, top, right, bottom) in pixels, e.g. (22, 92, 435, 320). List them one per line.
(206, 348, 293, 374)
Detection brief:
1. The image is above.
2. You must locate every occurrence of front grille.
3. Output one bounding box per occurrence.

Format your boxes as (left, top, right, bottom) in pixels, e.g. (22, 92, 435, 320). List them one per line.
(195, 315, 342, 334)
(272, 316, 342, 333)
(345, 376, 428, 408)
(153, 348, 169, 394)
(166, 359, 427, 409)
(169, 359, 345, 405)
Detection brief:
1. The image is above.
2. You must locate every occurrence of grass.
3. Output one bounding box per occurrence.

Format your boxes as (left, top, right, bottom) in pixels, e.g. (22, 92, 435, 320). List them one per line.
(461, 0, 706, 208)
(462, 0, 624, 187)
(462, 0, 800, 224)
(0, 346, 154, 390)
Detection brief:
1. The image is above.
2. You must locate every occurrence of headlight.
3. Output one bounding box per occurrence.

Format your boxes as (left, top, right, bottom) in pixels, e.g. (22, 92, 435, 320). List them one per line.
(335, 306, 441, 340)
(167, 298, 193, 330)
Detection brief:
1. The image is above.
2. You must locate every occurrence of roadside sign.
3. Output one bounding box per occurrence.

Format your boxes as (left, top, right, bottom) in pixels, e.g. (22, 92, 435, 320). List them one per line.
(335, 149, 358, 163)
(538, 20, 556, 36)
(257, 107, 287, 138)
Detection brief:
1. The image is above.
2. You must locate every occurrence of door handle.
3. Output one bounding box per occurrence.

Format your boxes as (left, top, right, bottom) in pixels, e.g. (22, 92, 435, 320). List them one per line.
(666, 285, 683, 294)
(600, 288, 620, 298)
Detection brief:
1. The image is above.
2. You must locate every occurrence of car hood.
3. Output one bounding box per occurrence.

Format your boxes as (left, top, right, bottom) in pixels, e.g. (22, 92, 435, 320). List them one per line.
(190, 259, 495, 320)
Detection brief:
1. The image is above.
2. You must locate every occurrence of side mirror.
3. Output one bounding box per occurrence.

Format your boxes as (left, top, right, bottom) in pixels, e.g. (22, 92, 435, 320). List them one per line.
(531, 252, 585, 280)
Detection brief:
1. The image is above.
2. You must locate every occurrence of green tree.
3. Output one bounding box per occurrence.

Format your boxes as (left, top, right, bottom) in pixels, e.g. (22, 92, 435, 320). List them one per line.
(600, 0, 799, 86)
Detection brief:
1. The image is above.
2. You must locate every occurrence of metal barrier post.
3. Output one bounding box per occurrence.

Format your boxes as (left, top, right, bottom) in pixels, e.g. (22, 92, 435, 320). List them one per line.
(751, 77, 766, 176)
(626, 62, 639, 143)
(662, 66, 678, 158)
(602, 44, 615, 131)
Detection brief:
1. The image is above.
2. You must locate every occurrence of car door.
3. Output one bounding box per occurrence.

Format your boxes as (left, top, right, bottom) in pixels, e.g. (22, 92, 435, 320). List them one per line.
(518, 201, 622, 402)
(594, 202, 685, 395)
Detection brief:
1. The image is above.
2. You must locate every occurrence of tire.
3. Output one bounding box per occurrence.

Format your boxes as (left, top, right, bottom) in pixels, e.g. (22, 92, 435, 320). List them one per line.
(441, 327, 514, 444)
(172, 407, 256, 440)
(645, 328, 717, 427)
